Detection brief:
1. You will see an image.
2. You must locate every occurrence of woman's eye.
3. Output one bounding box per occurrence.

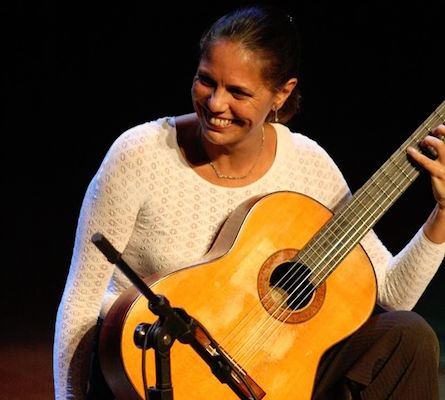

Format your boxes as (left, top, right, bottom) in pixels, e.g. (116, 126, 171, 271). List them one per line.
(232, 89, 246, 96)
(197, 75, 214, 86)
(231, 89, 250, 99)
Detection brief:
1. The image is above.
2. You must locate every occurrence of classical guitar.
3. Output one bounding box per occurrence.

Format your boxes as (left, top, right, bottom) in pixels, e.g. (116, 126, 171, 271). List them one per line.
(98, 101, 444, 399)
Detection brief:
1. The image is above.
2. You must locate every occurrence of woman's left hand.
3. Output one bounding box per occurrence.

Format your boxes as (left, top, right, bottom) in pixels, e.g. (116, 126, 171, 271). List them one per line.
(407, 124, 445, 243)
(407, 124, 445, 210)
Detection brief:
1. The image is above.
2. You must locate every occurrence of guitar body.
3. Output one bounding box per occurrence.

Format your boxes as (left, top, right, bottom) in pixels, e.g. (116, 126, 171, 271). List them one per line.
(99, 191, 377, 399)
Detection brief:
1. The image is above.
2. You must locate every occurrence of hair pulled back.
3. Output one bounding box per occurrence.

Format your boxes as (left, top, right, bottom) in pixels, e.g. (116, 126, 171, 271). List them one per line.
(199, 5, 302, 123)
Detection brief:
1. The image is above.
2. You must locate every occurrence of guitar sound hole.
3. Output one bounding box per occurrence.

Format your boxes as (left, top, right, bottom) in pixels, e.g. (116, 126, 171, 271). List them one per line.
(269, 262, 315, 311)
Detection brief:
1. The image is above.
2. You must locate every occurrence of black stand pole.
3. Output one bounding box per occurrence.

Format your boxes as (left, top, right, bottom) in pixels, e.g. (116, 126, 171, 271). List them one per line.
(92, 232, 259, 400)
(92, 232, 195, 400)
(137, 319, 174, 400)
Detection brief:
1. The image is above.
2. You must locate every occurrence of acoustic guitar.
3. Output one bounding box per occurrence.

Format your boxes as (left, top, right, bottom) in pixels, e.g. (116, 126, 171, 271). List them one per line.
(98, 100, 444, 399)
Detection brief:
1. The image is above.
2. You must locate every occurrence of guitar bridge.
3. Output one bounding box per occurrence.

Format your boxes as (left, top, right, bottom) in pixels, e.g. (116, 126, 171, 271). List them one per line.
(205, 343, 220, 357)
(193, 322, 266, 400)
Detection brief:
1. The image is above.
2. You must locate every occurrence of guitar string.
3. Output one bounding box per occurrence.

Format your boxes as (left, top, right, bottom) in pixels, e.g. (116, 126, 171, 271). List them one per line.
(235, 106, 445, 368)
(221, 103, 444, 367)
(219, 256, 309, 361)
(217, 156, 392, 358)
(215, 225, 312, 354)
(219, 159, 406, 367)
(235, 105, 445, 366)
(220, 104, 444, 366)
(235, 148, 418, 367)
(234, 150, 418, 367)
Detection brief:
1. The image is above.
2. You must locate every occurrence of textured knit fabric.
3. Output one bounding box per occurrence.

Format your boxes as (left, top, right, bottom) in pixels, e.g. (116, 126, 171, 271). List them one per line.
(53, 117, 445, 399)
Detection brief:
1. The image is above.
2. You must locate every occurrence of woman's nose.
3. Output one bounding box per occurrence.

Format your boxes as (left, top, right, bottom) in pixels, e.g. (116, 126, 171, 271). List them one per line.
(207, 88, 229, 113)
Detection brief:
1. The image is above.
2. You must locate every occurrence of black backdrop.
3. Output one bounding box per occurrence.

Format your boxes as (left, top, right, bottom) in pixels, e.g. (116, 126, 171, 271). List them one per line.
(2, 0, 444, 385)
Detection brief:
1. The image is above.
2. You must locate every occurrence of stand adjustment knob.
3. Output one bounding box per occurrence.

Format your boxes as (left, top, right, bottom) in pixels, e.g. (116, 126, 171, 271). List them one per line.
(134, 323, 151, 349)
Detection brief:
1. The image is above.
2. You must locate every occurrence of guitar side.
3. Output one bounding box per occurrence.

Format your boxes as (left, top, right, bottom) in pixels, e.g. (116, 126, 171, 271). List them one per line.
(99, 191, 377, 399)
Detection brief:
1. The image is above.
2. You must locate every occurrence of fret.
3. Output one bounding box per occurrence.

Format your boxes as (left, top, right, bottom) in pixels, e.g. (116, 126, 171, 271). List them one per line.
(380, 168, 404, 193)
(331, 213, 365, 245)
(302, 210, 367, 275)
(388, 155, 414, 182)
(328, 218, 349, 240)
(303, 228, 342, 267)
(349, 192, 378, 226)
(356, 190, 385, 221)
(344, 199, 372, 228)
(369, 176, 391, 200)
(299, 238, 327, 266)
(300, 227, 341, 271)
(433, 109, 445, 120)
(348, 199, 369, 218)
(299, 246, 319, 269)
(421, 122, 433, 134)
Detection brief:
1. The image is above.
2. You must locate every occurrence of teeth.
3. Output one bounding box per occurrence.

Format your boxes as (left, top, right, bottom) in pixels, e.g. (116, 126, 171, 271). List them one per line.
(209, 117, 231, 127)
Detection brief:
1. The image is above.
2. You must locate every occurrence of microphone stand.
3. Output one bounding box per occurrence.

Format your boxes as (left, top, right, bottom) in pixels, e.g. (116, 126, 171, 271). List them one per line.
(92, 232, 259, 400)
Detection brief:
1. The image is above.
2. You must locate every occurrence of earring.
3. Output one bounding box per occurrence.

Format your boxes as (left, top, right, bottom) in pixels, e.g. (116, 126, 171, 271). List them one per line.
(273, 106, 279, 123)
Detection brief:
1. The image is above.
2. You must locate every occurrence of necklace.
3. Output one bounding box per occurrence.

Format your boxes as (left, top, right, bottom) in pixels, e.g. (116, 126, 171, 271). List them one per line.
(207, 126, 265, 180)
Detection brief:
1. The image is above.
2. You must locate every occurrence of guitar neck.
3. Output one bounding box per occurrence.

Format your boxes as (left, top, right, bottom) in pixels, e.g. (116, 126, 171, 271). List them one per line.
(299, 100, 445, 280)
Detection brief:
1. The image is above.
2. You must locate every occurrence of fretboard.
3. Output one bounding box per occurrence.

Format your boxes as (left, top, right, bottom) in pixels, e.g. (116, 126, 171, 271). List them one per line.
(298, 100, 445, 282)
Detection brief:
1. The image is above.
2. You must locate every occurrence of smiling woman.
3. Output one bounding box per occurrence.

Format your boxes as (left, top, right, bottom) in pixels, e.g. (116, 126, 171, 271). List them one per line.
(188, 15, 298, 186)
(182, 38, 296, 186)
(53, 3, 445, 400)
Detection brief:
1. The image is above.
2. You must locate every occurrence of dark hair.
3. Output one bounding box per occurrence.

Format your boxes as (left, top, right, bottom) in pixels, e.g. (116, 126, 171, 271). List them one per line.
(199, 4, 302, 123)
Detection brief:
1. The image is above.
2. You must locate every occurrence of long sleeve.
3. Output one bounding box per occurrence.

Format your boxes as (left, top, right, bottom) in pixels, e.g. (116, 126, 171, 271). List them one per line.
(53, 124, 152, 399)
(371, 227, 445, 311)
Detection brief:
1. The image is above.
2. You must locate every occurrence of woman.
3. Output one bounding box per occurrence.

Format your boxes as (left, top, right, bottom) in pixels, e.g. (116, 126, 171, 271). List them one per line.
(53, 4, 445, 399)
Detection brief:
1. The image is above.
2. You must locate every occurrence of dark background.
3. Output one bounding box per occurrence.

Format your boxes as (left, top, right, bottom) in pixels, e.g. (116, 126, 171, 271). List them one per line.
(2, 1, 444, 398)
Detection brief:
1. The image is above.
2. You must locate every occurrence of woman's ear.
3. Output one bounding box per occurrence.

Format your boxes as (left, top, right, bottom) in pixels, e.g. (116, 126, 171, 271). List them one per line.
(274, 78, 298, 109)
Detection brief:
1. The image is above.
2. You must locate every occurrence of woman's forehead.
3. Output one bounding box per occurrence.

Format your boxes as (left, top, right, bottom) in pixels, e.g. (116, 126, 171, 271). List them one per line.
(199, 40, 266, 81)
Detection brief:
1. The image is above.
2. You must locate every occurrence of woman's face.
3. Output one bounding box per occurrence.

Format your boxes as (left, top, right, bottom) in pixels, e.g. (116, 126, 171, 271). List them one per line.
(191, 39, 279, 146)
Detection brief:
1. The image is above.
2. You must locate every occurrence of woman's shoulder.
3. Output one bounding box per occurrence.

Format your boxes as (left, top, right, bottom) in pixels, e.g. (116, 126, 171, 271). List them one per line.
(274, 123, 328, 155)
(107, 117, 177, 154)
(114, 114, 198, 147)
(98, 117, 176, 167)
(117, 117, 174, 143)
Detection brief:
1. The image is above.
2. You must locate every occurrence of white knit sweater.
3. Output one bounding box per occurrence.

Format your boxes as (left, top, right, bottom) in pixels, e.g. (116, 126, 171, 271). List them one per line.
(53, 117, 445, 399)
